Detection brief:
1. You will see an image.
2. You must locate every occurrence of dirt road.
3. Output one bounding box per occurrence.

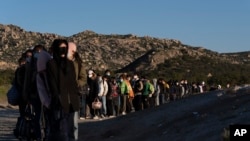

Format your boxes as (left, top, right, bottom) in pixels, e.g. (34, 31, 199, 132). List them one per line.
(1, 87, 250, 141)
(78, 89, 250, 141)
(0, 105, 19, 141)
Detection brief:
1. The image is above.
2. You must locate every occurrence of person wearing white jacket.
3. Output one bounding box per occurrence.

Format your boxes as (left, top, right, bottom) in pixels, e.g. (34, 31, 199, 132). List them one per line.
(98, 75, 108, 118)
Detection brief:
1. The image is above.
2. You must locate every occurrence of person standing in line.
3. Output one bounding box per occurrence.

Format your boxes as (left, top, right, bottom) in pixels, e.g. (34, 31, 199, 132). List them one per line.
(132, 74, 143, 111)
(22, 45, 46, 140)
(152, 78, 160, 107)
(142, 77, 151, 109)
(67, 42, 86, 140)
(104, 70, 113, 117)
(87, 70, 99, 119)
(108, 77, 120, 117)
(46, 39, 79, 141)
(100, 75, 108, 118)
(15, 57, 26, 117)
(36, 49, 53, 141)
(125, 74, 135, 113)
(119, 74, 128, 115)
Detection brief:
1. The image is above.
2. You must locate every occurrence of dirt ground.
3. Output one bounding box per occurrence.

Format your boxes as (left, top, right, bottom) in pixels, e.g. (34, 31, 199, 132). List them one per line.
(78, 87, 250, 141)
(1, 86, 250, 141)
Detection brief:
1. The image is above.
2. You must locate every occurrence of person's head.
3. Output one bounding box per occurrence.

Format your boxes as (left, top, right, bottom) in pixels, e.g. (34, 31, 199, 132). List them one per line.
(24, 49, 33, 62)
(110, 77, 116, 84)
(33, 44, 45, 60)
(18, 57, 26, 66)
(126, 74, 132, 81)
(133, 74, 139, 80)
(119, 73, 127, 82)
(51, 39, 68, 62)
(33, 44, 45, 52)
(104, 69, 111, 77)
(103, 75, 108, 81)
(88, 70, 94, 78)
(68, 42, 77, 60)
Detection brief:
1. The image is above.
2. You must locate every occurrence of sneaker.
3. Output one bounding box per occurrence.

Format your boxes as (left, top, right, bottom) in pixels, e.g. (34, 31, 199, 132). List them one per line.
(109, 115, 116, 118)
(122, 112, 126, 115)
(80, 117, 85, 120)
(93, 116, 99, 120)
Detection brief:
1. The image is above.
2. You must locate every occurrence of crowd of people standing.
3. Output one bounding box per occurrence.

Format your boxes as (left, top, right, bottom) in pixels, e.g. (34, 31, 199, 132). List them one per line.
(79, 70, 208, 120)
(12, 38, 210, 141)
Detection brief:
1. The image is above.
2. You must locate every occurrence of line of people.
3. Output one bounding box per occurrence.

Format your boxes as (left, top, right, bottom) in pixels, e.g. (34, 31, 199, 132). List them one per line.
(12, 38, 209, 141)
(79, 70, 208, 121)
(13, 39, 84, 141)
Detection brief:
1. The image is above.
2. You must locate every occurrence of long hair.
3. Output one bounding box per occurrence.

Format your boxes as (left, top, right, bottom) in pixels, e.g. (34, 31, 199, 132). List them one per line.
(51, 39, 69, 74)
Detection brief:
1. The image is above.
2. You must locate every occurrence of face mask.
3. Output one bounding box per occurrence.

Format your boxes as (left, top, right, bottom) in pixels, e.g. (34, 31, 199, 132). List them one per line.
(33, 53, 39, 59)
(59, 47, 67, 56)
(120, 79, 123, 82)
(133, 75, 138, 79)
(106, 73, 110, 76)
(26, 57, 31, 62)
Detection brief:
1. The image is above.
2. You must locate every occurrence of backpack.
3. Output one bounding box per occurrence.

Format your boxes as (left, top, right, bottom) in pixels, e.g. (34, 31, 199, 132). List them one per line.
(149, 83, 155, 94)
(7, 84, 19, 106)
(14, 104, 36, 140)
(125, 80, 134, 99)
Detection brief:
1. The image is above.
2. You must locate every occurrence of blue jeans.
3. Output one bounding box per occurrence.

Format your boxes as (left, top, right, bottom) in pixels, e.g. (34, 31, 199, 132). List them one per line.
(101, 96, 107, 115)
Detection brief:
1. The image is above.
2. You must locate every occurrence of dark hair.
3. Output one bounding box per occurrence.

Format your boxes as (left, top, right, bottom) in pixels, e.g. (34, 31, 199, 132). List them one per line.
(120, 73, 127, 79)
(33, 44, 46, 52)
(24, 49, 33, 58)
(18, 57, 26, 65)
(51, 39, 69, 73)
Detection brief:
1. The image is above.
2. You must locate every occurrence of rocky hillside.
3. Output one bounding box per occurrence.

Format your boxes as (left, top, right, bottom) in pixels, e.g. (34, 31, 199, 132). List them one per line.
(1, 24, 250, 84)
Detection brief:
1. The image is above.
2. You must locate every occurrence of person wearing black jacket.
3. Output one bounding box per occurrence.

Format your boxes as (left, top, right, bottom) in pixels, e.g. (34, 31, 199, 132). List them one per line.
(46, 39, 79, 141)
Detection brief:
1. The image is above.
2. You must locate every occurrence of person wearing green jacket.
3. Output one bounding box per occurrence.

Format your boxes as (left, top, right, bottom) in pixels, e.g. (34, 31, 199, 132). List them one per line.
(119, 74, 128, 115)
(142, 78, 151, 109)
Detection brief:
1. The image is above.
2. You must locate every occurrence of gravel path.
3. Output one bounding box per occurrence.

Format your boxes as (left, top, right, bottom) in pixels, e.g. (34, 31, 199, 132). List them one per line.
(0, 106, 19, 141)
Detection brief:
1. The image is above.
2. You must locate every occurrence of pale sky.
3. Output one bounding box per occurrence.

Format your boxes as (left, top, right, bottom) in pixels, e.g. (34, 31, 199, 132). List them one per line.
(1, 0, 250, 53)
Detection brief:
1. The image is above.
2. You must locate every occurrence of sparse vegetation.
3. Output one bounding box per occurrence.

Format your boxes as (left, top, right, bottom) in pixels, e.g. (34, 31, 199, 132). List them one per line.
(0, 70, 14, 103)
(0, 84, 10, 103)
(1, 23, 250, 88)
